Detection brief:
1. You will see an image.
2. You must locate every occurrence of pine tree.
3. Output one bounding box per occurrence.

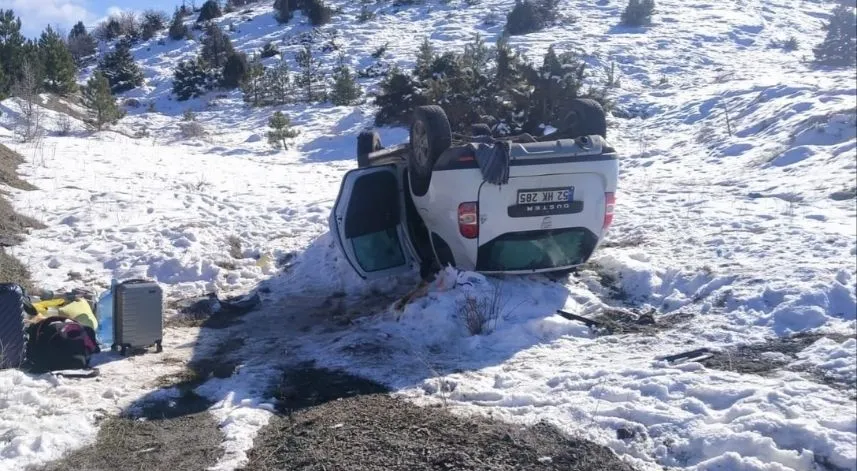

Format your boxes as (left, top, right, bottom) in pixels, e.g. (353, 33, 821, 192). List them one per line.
(225, 0, 254, 12)
(67, 21, 97, 65)
(221, 52, 248, 89)
(173, 56, 214, 100)
(69, 22, 86, 39)
(523, 46, 588, 133)
(197, 0, 223, 23)
(814, 5, 856, 67)
(495, 38, 523, 91)
(98, 17, 123, 41)
(462, 34, 490, 72)
(414, 37, 435, 81)
(621, 0, 655, 26)
(0, 10, 25, 95)
(169, 8, 189, 40)
(267, 111, 299, 149)
(505, 0, 559, 35)
(38, 26, 77, 95)
(273, 0, 294, 24)
(263, 57, 292, 105)
(241, 54, 265, 106)
(142, 10, 169, 40)
(82, 72, 124, 129)
(201, 23, 234, 70)
(304, 0, 333, 26)
(505, 1, 539, 36)
(98, 39, 145, 93)
(329, 55, 361, 106)
(295, 43, 324, 102)
(374, 67, 426, 126)
(418, 49, 488, 131)
(260, 42, 279, 58)
(492, 38, 530, 133)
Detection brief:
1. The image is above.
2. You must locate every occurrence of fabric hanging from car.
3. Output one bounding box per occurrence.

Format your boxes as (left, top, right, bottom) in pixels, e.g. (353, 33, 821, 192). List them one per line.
(470, 140, 511, 186)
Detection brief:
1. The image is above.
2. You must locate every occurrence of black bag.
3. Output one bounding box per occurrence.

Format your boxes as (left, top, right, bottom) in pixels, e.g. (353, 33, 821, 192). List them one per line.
(25, 316, 100, 373)
(0, 283, 27, 369)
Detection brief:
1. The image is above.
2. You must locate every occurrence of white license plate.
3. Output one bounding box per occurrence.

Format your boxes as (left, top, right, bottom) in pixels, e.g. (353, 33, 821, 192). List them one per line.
(517, 187, 574, 205)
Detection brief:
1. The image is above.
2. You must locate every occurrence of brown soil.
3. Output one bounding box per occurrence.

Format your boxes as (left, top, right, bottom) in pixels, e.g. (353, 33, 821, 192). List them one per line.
(243, 367, 637, 471)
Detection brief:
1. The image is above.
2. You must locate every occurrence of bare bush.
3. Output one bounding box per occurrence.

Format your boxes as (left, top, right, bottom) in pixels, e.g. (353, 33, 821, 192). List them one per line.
(458, 284, 504, 336)
(227, 235, 242, 259)
(93, 11, 141, 41)
(118, 11, 141, 38)
(57, 113, 73, 136)
(13, 60, 44, 143)
(179, 121, 206, 139)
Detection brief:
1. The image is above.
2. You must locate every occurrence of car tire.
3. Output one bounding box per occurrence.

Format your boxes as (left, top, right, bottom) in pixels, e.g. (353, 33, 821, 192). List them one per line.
(470, 123, 492, 137)
(409, 105, 452, 197)
(563, 98, 607, 139)
(357, 130, 383, 168)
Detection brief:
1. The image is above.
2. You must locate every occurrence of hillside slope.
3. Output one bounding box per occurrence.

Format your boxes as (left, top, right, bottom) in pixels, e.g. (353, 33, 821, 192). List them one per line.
(0, 1, 854, 470)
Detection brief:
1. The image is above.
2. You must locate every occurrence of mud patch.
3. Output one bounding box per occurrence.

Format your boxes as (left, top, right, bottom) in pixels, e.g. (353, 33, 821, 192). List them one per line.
(166, 292, 261, 329)
(243, 367, 636, 471)
(153, 337, 244, 390)
(0, 143, 42, 289)
(32, 392, 222, 471)
(593, 307, 695, 335)
(701, 333, 856, 391)
(0, 143, 36, 191)
(0, 249, 33, 290)
(600, 233, 648, 249)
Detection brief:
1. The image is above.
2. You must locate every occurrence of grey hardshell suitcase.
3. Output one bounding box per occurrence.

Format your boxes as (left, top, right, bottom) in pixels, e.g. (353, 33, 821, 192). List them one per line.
(113, 280, 163, 356)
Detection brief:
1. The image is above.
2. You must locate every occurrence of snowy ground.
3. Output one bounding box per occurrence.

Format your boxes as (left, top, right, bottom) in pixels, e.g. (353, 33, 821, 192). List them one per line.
(1, 0, 855, 470)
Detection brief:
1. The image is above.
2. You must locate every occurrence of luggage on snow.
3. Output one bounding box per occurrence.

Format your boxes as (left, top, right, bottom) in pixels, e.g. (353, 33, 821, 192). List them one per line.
(31, 297, 98, 330)
(24, 316, 99, 373)
(111, 279, 163, 356)
(0, 283, 27, 369)
(1, 277, 164, 372)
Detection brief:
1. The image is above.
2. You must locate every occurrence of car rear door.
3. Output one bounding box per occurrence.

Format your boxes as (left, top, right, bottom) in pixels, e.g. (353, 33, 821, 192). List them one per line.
(329, 165, 418, 279)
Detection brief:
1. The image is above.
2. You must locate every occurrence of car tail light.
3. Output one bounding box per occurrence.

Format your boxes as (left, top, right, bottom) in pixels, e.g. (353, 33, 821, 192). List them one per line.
(603, 192, 615, 230)
(458, 202, 479, 239)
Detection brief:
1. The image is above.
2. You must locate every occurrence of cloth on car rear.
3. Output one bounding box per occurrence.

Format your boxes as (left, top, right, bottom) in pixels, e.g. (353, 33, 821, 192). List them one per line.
(469, 140, 511, 186)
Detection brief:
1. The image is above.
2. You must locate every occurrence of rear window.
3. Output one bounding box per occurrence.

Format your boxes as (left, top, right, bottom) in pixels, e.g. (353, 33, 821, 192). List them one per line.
(476, 228, 597, 272)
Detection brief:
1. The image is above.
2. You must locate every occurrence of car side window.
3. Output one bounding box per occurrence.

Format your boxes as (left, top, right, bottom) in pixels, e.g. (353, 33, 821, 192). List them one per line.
(350, 227, 406, 272)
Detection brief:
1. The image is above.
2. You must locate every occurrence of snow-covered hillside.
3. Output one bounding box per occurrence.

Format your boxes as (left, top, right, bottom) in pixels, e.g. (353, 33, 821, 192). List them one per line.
(1, 0, 855, 470)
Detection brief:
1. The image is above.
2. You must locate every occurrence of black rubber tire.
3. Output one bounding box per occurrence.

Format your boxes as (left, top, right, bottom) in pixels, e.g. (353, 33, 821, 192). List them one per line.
(562, 98, 607, 139)
(470, 123, 492, 137)
(357, 130, 383, 168)
(409, 105, 452, 197)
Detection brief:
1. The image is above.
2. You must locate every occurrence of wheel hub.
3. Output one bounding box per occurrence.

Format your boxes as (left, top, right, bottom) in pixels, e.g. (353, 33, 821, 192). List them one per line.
(412, 121, 429, 172)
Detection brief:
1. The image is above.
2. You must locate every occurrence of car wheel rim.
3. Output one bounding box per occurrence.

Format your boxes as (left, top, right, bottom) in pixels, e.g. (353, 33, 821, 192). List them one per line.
(412, 120, 428, 173)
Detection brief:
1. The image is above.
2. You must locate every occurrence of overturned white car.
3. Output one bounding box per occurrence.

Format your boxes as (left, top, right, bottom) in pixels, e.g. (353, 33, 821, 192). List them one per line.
(330, 101, 619, 280)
